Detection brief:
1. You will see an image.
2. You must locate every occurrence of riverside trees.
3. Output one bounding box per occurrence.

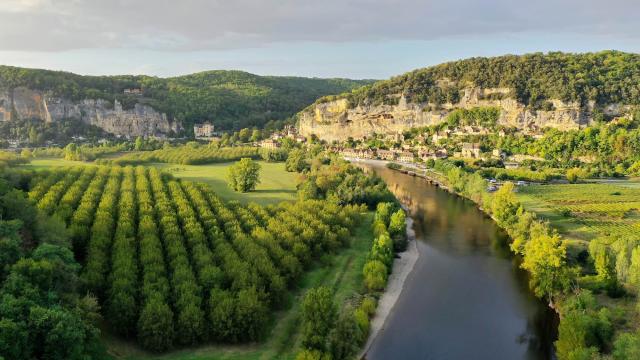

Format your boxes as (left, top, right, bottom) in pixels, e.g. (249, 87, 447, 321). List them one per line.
(25, 165, 362, 350)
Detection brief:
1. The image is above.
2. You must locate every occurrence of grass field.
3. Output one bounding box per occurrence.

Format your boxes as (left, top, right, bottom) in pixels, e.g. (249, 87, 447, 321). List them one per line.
(21, 158, 97, 170)
(150, 162, 297, 205)
(516, 181, 640, 254)
(105, 213, 374, 360)
(22, 158, 298, 205)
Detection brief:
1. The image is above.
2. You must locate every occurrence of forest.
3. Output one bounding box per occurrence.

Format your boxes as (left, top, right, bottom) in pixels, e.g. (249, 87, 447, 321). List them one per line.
(0, 66, 370, 131)
(323, 51, 640, 110)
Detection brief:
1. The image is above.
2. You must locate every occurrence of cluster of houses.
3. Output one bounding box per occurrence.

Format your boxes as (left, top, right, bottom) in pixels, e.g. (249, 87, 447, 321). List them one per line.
(334, 147, 448, 163)
(259, 125, 306, 148)
(431, 126, 506, 145)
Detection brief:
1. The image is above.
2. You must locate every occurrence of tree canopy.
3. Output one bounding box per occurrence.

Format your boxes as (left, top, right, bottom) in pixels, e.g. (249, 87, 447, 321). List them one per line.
(0, 66, 370, 131)
(321, 51, 640, 109)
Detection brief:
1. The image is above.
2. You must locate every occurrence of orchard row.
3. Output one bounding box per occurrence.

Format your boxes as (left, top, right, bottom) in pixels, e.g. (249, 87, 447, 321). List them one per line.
(28, 165, 363, 350)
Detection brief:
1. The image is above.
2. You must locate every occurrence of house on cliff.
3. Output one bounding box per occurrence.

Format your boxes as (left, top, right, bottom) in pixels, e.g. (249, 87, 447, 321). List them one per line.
(461, 143, 481, 158)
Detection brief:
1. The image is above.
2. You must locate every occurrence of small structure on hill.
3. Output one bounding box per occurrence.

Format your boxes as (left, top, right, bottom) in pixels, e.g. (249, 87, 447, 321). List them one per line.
(123, 88, 143, 95)
(194, 123, 215, 138)
(260, 139, 280, 149)
(461, 143, 481, 158)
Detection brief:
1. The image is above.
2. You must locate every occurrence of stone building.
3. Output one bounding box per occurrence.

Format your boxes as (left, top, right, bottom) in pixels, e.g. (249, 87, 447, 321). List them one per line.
(377, 149, 397, 161)
(461, 143, 481, 158)
(260, 139, 280, 149)
(194, 123, 215, 138)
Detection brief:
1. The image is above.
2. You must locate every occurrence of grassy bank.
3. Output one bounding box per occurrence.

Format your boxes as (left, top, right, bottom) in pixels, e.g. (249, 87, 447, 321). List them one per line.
(105, 213, 374, 360)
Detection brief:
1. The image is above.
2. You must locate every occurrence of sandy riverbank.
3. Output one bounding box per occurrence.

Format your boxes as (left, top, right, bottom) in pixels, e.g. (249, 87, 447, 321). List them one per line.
(359, 211, 420, 359)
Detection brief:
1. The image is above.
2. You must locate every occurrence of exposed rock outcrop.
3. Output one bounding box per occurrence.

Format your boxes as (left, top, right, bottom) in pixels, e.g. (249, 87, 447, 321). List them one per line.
(298, 87, 631, 142)
(0, 87, 181, 137)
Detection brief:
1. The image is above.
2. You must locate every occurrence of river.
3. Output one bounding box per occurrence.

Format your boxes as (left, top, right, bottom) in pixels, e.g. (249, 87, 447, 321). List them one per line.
(361, 163, 558, 360)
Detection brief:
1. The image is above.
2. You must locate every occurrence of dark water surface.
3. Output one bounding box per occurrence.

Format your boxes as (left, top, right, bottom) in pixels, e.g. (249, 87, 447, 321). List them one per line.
(362, 164, 557, 360)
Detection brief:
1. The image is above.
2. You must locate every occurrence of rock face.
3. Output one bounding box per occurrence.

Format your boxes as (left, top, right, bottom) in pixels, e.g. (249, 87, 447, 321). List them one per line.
(298, 87, 630, 142)
(0, 87, 181, 137)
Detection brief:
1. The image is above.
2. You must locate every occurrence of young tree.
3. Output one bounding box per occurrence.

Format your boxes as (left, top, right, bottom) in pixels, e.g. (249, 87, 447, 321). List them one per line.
(388, 209, 406, 246)
(491, 182, 521, 226)
(250, 128, 262, 142)
(286, 149, 308, 172)
(301, 286, 336, 351)
(566, 168, 588, 183)
(521, 228, 572, 302)
(375, 202, 393, 225)
(328, 308, 363, 360)
(363, 260, 388, 291)
(137, 295, 175, 351)
(134, 136, 144, 151)
(227, 158, 261, 192)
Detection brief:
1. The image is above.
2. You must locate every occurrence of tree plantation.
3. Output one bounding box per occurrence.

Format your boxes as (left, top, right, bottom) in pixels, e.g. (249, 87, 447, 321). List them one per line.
(22, 164, 365, 352)
(103, 146, 260, 166)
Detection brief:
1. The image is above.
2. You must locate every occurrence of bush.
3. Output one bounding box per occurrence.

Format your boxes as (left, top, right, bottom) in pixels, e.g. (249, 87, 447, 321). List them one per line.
(363, 260, 388, 291)
(566, 168, 588, 183)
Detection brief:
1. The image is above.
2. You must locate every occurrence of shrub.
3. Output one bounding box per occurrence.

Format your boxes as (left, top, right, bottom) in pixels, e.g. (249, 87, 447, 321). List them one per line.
(363, 260, 388, 291)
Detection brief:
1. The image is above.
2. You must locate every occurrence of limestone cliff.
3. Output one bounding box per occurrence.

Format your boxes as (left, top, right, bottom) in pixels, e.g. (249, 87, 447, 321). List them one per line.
(298, 87, 631, 142)
(0, 87, 181, 137)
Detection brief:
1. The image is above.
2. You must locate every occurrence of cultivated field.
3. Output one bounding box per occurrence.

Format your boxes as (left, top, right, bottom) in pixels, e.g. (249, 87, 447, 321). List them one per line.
(23, 158, 298, 205)
(23, 161, 371, 359)
(517, 181, 640, 251)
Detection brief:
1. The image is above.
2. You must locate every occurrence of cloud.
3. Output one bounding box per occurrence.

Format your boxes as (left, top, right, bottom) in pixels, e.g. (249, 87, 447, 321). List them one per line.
(0, 0, 638, 52)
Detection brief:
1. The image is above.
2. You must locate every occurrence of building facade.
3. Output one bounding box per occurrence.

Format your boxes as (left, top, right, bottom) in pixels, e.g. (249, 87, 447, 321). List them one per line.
(194, 123, 215, 138)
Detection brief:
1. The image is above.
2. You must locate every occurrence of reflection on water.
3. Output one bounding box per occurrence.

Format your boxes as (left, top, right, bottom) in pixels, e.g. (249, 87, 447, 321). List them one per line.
(362, 165, 557, 360)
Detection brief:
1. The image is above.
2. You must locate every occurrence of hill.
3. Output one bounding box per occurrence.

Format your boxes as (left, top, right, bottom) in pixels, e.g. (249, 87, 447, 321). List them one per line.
(299, 51, 640, 141)
(0, 66, 371, 138)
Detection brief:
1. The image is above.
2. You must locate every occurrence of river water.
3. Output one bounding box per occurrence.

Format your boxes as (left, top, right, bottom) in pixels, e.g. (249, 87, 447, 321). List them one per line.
(361, 164, 557, 360)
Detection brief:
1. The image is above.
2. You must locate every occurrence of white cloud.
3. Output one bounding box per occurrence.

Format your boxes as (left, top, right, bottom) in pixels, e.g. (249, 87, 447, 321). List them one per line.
(0, 0, 638, 52)
(3, 0, 48, 12)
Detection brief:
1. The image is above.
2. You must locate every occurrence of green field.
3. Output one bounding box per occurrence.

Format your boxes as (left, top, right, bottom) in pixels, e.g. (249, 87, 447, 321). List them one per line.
(105, 213, 374, 360)
(517, 181, 640, 253)
(150, 162, 297, 205)
(23, 158, 298, 205)
(22, 158, 97, 170)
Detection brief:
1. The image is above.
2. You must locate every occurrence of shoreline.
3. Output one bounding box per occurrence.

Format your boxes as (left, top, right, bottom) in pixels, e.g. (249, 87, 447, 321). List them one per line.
(359, 211, 420, 359)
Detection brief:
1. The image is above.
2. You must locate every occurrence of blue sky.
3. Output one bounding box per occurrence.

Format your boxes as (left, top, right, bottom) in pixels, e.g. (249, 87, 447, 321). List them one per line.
(1, 0, 639, 79)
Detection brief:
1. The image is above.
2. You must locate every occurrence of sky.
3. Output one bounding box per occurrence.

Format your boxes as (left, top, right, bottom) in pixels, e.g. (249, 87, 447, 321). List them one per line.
(0, 0, 639, 79)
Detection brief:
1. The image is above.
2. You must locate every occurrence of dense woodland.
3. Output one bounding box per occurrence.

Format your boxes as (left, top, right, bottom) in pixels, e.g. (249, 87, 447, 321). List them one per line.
(0, 170, 105, 359)
(318, 51, 640, 109)
(0, 66, 370, 131)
